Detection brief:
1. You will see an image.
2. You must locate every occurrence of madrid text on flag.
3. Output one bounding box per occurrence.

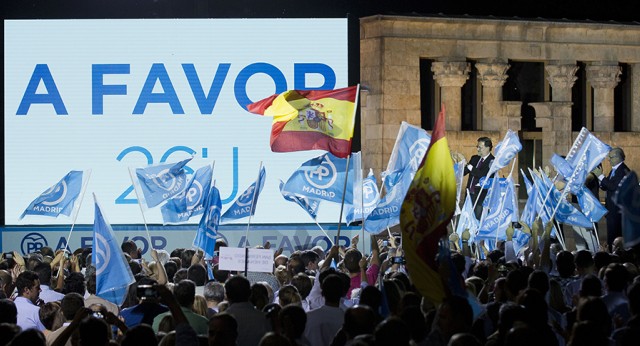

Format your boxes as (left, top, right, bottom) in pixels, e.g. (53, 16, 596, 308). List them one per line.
(20, 170, 83, 219)
(221, 166, 266, 222)
(161, 165, 212, 224)
(247, 86, 358, 158)
(135, 157, 192, 208)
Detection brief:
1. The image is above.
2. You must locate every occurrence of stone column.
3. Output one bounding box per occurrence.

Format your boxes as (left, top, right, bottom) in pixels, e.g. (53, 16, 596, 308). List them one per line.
(545, 61, 579, 102)
(530, 102, 573, 163)
(431, 60, 470, 131)
(476, 59, 509, 131)
(586, 62, 621, 132)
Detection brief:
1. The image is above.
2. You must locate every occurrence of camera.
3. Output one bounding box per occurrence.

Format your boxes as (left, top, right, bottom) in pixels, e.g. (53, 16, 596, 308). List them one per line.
(4, 252, 13, 260)
(92, 312, 104, 319)
(137, 284, 158, 299)
(512, 222, 522, 229)
(382, 240, 389, 247)
(392, 256, 406, 265)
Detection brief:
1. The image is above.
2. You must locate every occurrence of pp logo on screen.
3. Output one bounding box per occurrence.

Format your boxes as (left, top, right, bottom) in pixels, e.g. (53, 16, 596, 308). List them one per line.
(94, 233, 111, 275)
(21, 232, 48, 255)
(185, 181, 204, 211)
(305, 157, 337, 189)
(235, 186, 255, 207)
(409, 139, 430, 171)
(41, 181, 67, 206)
(153, 169, 177, 191)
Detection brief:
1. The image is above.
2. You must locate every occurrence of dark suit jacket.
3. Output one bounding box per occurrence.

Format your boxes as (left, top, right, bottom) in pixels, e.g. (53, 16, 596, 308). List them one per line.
(464, 154, 495, 192)
(600, 162, 630, 211)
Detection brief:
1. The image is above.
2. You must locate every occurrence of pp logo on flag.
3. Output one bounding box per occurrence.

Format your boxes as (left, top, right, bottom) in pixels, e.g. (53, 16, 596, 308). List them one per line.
(41, 181, 68, 206)
(94, 232, 111, 276)
(184, 181, 204, 211)
(305, 157, 337, 189)
(235, 186, 255, 207)
(363, 181, 378, 208)
(409, 139, 430, 171)
(152, 169, 178, 191)
(206, 205, 221, 232)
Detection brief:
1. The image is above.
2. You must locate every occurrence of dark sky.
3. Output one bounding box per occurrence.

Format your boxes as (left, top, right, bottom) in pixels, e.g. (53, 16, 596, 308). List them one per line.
(2, 0, 639, 22)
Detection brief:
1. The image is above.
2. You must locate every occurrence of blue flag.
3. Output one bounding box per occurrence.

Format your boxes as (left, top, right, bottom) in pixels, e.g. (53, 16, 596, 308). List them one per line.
(160, 165, 212, 224)
(346, 169, 380, 225)
(576, 188, 607, 223)
(456, 193, 479, 246)
(477, 177, 514, 241)
(194, 187, 222, 258)
(279, 180, 321, 220)
(520, 169, 539, 229)
(136, 158, 192, 208)
(538, 170, 592, 228)
(21, 171, 83, 219)
(487, 130, 522, 177)
(92, 194, 135, 306)
(221, 166, 266, 222)
(382, 122, 431, 191)
(614, 171, 640, 247)
(565, 128, 611, 174)
(363, 166, 412, 234)
(282, 152, 357, 204)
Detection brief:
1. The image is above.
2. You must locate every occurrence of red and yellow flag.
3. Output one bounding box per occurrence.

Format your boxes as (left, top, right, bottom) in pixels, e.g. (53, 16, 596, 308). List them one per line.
(399, 107, 456, 304)
(247, 86, 358, 158)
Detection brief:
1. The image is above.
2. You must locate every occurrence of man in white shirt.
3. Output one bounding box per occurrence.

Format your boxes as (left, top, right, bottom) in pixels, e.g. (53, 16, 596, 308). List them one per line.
(34, 262, 64, 303)
(304, 274, 345, 346)
(14, 270, 46, 331)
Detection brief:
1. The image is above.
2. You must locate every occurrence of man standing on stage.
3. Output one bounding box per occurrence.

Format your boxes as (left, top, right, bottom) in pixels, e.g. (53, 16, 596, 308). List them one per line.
(462, 137, 494, 219)
(593, 147, 630, 251)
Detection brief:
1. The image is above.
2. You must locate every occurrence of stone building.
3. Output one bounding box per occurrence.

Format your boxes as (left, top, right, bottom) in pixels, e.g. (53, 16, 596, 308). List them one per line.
(360, 15, 639, 193)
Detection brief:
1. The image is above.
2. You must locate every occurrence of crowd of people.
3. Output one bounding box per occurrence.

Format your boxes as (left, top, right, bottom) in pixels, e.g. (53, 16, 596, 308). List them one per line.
(0, 222, 639, 346)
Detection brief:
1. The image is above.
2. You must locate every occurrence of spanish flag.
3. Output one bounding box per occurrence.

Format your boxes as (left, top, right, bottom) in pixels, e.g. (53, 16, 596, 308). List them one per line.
(399, 107, 456, 304)
(247, 86, 359, 158)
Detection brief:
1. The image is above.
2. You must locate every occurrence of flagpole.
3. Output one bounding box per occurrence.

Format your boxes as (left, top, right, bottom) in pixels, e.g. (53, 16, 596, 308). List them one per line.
(312, 219, 334, 246)
(493, 159, 518, 246)
(361, 170, 366, 254)
(335, 155, 351, 244)
(63, 169, 92, 254)
(244, 161, 263, 247)
(127, 167, 153, 245)
(529, 169, 566, 250)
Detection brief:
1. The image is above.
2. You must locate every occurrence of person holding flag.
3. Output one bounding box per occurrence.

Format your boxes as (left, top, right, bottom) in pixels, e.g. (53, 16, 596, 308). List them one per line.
(593, 147, 630, 250)
(457, 137, 494, 219)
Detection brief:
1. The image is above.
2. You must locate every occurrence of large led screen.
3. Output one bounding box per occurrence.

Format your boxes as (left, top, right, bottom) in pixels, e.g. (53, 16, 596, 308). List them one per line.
(4, 19, 349, 225)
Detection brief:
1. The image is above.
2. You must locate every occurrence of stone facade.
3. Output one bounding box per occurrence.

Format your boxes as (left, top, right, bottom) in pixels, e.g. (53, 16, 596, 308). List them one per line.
(360, 15, 640, 183)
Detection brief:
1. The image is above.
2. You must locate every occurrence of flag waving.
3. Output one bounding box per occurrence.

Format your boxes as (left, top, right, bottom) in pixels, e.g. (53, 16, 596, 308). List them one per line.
(92, 194, 135, 305)
(135, 158, 192, 208)
(247, 86, 359, 158)
(194, 187, 222, 258)
(400, 107, 456, 304)
(487, 129, 522, 178)
(221, 166, 266, 222)
(279, 180, 321, 220)
(21, 171, 83, 219)
(161, 165, 212, 224)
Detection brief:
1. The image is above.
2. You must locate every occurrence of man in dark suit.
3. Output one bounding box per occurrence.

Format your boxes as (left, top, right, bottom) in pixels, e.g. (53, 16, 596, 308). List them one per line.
(463, 137, 495, 219)
(593, 147, 630, 251)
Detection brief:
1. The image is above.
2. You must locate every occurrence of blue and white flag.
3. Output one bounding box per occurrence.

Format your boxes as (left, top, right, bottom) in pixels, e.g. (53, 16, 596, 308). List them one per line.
(550, 154, 588, 194)
(363, 166, 412, 234)
(20, 171, 84, 219)
(576, 188, 608, 223)
(194, 187, 222, 258)
(537, 170, 592, 228)
(487, 130, 522, 177)
(614, 171, 640, 247)
(565, 127, 611, 175)
(92, 194, 135, 305)
(476, 177, 514, 241)
(161, 165, 212, 224)
(346, 169, 380, 225)
(455, 193, 479, 246)
(382, 122, 431, 191)
(135, 158, 192, 208)
(279, 180, 321, 220)
(520, 169, 539, 229)
(221, 166, 266, 222)
(282, 152, 358, 205)
(454, 160, 466, 216)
